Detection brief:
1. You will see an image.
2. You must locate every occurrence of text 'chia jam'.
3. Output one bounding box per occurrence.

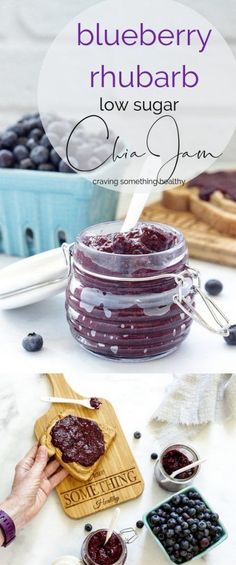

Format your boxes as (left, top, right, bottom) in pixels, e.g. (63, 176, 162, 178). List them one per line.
(50, 415, 105, 466)
(66, 221, 194, 360)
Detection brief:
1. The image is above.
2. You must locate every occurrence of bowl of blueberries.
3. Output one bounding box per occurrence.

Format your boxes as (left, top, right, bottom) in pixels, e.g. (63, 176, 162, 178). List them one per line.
(0, 113, 119, 257)
(143, 487, 228, 564)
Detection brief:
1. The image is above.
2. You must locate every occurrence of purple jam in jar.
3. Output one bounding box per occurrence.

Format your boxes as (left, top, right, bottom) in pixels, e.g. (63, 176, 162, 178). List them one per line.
(81, 530, 127, 565)
(162, 449, 195, 480)
(83, 224, 177, 254)
(155, 443, 200, 492)
(66, 221, 194, 360)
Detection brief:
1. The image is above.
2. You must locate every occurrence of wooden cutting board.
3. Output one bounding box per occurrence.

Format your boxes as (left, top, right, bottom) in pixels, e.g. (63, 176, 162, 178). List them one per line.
(35, 373, 144, 519)
(142, 201, 236, 267)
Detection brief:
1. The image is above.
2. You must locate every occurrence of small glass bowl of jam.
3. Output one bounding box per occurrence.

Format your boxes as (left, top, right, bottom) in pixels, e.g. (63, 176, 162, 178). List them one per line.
(154, 444, 201, 492)
(66, 220, 195, 361)
(81, 529, 127, 565)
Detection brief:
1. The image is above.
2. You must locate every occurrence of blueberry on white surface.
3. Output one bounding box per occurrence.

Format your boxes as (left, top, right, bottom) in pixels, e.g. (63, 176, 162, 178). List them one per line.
(224, 324, 236, 345)
(205, 279, 223, 296)
(22, 332, 43, 352)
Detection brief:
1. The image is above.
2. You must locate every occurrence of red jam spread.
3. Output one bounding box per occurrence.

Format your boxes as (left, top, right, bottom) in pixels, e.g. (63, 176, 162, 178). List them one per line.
(188, 171, 236, 201)
(66, 222, 193, 360)
(87, 531, 123, 565)
(83, 224, 177, 254)
(162, 449, 196, 480)
(50, 415, 105, 466)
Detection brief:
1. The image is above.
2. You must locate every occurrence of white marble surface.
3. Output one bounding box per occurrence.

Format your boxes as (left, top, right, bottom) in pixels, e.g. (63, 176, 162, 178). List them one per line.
(0, 372, 235, 565)
(0, 255, 235, 374)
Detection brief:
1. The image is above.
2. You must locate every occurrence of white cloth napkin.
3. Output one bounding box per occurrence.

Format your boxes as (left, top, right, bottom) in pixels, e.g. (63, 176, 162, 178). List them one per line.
(151, 374, 236, 446)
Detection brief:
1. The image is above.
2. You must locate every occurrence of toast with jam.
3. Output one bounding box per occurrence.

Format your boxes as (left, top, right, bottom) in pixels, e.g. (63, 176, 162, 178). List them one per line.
(40, 411, 116, 481)
(162, 171, 236, 237)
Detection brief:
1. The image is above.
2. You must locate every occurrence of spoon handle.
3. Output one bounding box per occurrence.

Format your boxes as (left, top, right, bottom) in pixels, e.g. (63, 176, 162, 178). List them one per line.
(160, 457, 207, 483)
(105, 508, 121, 545)
(41, 396, 95, 409)
(171, 457, 207, 479)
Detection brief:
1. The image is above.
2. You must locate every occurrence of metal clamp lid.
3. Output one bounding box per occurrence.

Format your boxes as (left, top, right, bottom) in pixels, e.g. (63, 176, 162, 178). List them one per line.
(173, 267, 230, 336)
(119, 527, 139, 544)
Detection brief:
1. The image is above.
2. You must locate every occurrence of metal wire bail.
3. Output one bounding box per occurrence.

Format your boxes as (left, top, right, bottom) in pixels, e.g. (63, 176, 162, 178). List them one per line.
(119, 527, 139, 544)
(61, 242, 74, 276)
(173, 267, 230, 336)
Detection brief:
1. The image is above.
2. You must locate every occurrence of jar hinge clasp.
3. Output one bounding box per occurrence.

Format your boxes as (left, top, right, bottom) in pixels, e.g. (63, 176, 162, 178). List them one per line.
(61, 242, 74, 277)
(119, 527, 139, 544)
(173, 267, 230, 336)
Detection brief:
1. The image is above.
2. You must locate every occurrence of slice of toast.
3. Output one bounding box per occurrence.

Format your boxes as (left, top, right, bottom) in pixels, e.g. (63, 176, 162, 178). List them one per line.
(40, 411, 116, 482)
(162, 186, 194, 211)
(188, 191, 236, 237)
(210, 190, 236, 214)
(162, 184, 236, 237)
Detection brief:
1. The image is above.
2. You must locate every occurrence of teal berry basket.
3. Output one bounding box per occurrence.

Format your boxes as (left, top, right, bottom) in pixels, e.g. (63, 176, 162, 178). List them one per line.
(0, 169, 119, 257)
(143, 486, 228, 564)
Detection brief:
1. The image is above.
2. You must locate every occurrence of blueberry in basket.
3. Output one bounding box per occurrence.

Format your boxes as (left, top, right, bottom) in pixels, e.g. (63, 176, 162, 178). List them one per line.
(145, 488, 227, 563)
(0, 113, 73, 173)
(0, 112, 117, 173)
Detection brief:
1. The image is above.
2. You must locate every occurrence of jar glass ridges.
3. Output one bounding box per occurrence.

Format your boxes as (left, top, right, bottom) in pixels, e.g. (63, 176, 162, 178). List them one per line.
(154, 444, 201, 492)
(81, 529, 127, 565)
(66, 221, 194, 360)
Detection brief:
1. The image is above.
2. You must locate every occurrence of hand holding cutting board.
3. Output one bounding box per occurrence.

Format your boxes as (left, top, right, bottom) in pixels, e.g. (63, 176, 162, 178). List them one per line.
(0, 444, 68, 547)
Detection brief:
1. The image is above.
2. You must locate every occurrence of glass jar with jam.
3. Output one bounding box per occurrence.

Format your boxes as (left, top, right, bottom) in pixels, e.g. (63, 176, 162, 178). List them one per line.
(66, 220, 196, 361)
(81, 529, 127, 565)
(154, 443, 201, 492)
(0, 219, 229, 355)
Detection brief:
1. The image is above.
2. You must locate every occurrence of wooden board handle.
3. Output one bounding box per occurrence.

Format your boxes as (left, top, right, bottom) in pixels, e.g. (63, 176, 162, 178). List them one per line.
(44, 373, 82, 399)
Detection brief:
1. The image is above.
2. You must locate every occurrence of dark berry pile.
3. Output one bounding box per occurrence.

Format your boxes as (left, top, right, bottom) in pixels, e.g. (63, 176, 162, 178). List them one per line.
(0, 113, 74, 173)
(0, 112, 119, 174)
(147, 490, 224, 564)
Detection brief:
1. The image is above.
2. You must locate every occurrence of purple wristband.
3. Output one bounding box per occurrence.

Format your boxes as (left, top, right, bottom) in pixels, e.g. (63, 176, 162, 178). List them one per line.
(0, 510, 16, 547)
